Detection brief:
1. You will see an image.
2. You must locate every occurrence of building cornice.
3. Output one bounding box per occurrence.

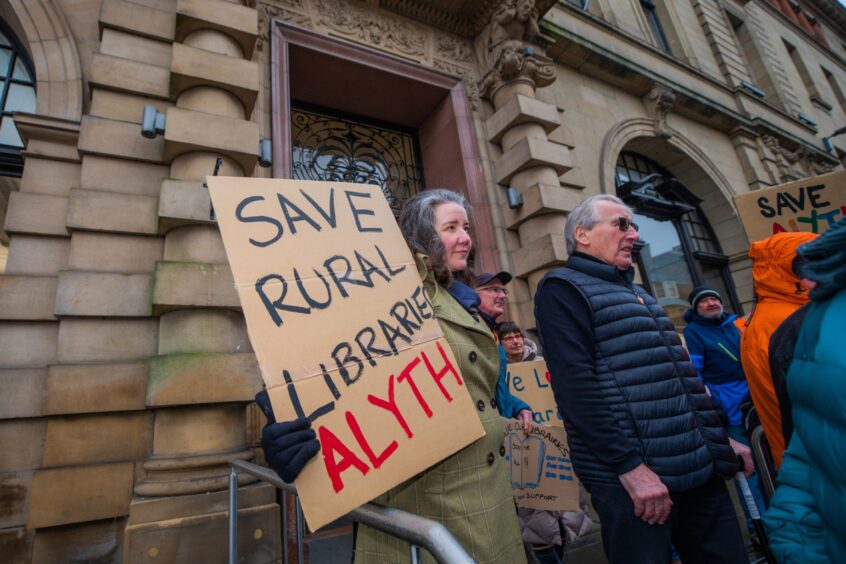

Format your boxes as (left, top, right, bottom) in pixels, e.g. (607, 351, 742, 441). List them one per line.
(540, 9, 838, 164)
(376, 0, 558, 39)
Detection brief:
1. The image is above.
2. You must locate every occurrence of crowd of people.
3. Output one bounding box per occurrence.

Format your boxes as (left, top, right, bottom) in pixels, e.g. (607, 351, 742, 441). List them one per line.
(256, 188, 846, 563)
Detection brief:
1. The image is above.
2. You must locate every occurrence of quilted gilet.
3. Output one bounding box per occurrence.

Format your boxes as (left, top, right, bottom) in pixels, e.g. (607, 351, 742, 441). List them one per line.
(536, 255, 738, 491)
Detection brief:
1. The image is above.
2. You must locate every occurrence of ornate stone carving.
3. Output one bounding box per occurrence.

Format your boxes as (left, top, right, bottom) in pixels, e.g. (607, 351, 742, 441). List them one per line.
(475, 0, 556, 102)
(256, 1, 313, 52)
(436, 35, 474, 63)
(762, 135, 802, 182)
(643, 86, 676, 139)
(808, 158, 835, 176)
(314, 0, 426, 58)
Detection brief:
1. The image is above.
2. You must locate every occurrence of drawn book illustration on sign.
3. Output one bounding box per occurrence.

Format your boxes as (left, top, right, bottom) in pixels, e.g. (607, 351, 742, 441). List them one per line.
(207, 177, 484, 530)
(503, 419, 579, 511)
(507, 432, 545, 489)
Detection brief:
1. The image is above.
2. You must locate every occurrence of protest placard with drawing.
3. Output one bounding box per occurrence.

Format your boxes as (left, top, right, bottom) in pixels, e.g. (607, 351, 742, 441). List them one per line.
(207, 177, 484, 529)
(734, 169, 846, 244)
(503, 419, 579, 511)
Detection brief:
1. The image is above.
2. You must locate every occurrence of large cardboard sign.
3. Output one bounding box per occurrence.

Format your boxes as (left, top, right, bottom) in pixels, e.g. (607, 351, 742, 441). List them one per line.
(207, 177, 484, 530)
(502, 420, 579, 511)
(734, 169, 846, 244)
(505, 360, 562, 427)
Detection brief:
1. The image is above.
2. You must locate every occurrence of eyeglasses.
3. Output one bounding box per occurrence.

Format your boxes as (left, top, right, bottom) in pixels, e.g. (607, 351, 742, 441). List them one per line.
(478, 286, 509, 296)
(604, 216, 639, 232)
(500, 333, 523, 342)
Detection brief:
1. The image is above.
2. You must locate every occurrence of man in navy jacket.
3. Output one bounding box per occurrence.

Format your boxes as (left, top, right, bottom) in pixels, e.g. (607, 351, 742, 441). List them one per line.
(684, 287, 766, 527)
(535, 195, 752, 564)
(683, 287, 747, 429)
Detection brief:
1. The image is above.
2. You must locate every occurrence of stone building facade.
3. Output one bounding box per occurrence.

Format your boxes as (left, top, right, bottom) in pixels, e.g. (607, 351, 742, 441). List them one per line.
(0, 0, 843, 562)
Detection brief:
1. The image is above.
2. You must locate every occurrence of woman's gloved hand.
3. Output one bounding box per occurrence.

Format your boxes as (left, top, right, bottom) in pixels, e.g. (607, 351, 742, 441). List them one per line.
(255, 390, 321, 483)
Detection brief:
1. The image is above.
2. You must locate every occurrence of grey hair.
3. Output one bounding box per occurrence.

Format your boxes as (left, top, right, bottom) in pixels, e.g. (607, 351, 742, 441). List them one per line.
(564, 194, 633, 255)
(399, 188, 474, 286)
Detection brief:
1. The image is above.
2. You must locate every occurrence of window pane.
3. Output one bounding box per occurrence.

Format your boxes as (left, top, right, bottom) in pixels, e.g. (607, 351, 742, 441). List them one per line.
(0, 31, 10, 48)
(5, 83, 36, 113)
(0, 116, 23, 146)
(635, 213, 695, 332)
(12, 59, 31, 81)
(0, 48, 12, 75)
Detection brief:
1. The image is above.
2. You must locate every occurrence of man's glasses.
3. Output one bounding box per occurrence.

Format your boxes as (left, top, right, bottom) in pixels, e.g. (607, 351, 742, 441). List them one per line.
(500, 333, 523, 342)
(608, 217, 639, 232)
(478, 286, 509, 296)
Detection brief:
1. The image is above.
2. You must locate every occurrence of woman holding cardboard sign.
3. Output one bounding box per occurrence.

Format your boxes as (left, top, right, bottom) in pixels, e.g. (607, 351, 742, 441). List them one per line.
(355, 188, 525, 562)
(258, 188, 525, 563)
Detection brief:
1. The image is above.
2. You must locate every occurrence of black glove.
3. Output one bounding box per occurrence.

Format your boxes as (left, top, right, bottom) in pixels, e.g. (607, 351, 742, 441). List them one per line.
(255, 390, 321, 483)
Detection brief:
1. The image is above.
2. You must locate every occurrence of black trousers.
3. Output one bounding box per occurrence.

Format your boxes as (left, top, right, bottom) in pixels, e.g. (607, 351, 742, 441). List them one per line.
(587, 476, 748, 564)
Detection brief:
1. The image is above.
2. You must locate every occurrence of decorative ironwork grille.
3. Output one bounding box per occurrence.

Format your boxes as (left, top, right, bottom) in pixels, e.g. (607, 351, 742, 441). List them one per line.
(290, 104, 424, 215)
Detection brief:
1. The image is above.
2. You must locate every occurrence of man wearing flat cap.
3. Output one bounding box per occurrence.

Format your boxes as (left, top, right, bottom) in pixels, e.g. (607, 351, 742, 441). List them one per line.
(474, 271, 533, 433)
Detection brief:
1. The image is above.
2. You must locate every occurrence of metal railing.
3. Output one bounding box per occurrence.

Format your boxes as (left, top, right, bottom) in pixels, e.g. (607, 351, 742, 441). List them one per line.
(228, 459, 474, 564)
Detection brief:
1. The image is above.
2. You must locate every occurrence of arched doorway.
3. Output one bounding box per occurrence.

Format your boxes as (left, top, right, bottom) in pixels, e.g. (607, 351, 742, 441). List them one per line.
(615, 150, 743, 332)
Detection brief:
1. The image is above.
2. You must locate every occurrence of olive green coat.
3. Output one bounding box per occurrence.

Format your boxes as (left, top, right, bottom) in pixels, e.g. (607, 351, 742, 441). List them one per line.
(354, 256, 525, 564)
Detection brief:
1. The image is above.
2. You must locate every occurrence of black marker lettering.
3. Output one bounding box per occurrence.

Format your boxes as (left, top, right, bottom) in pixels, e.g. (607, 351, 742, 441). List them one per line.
(345, 191, 383, 233)
(255, 273, 310, 326)
(236, 195, 284, 247)
(277, 193, 322, 234)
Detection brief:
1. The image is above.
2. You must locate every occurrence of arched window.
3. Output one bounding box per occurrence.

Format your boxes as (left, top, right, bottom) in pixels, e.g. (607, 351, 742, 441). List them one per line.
(0, 20, 36, 177)
(615, 151, 742, 331)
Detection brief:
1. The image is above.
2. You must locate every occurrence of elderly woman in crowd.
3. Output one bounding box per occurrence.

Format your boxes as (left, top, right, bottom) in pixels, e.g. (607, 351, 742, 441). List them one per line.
(257, 188, 525, 564)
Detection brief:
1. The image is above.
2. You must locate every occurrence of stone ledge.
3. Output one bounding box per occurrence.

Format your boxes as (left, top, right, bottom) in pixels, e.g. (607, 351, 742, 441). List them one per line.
(81, 155, 168, 197)
(127, 482, 275, 525)
(163, 107, 258, 175)
(147, 352, 260, 406)
(486, 94, 560, 144)
(41, 412, 153, 468)
(42, 362, 148, 415)
(67, 188, 159, 235)
(27, 462, 134, 529)
(99, 0, 175, 42)
(158, 179, 215, 233)
(493, 137, 573, 186)
(176, 0, 258, 60)
(124, 502, 278, 563)
(78, 116, 165, 164)
(0, 368, 46, 419)
(511, 232, 567, 278)
(0, 471, 32, 528)
(19, 157, 80, 197)
(89, 53, 171, 100)
(502, 183, 584, 230)
(54, 271, 153, 317)
(14, 112, 81, 164)
(4, 192, 69, 237)
(152, 261, 239, 313)
(0, 322, 59, 368)
(0, 275, 58, 320)
(170, 43, 258, 117)
(56, 318, 158, 364)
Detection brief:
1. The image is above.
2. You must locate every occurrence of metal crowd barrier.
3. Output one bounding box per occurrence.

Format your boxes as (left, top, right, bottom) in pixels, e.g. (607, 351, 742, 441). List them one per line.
(228, 459, 474, 564)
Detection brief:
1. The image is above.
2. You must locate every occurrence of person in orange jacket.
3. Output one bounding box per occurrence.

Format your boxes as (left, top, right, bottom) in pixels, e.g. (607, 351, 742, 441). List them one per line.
(740, 231, 818, 470)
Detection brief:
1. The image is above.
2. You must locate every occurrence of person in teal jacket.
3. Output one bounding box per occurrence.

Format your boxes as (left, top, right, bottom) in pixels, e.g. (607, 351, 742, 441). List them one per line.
(763, 218, 846, 563)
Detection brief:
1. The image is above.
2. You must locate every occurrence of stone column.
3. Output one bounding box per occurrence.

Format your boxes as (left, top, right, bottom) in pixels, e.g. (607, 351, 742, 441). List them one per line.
(120, 1, 279, 562)
(475, 0, 579, 328)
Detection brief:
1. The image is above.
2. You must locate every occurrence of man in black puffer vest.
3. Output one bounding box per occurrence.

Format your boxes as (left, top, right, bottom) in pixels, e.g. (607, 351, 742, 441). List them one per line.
(534, 194, 753, 564)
